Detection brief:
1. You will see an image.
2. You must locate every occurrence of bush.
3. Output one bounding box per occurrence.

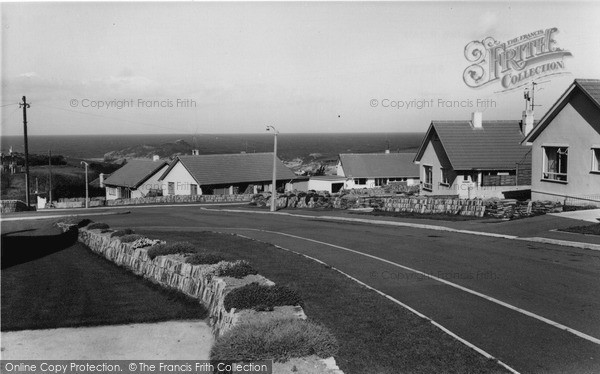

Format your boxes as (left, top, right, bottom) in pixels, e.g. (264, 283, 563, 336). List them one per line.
(119, 234, 145, 243)
(224, 282, 302, 312)
(217, 261, 257, 278)
(186, 253, 227, 265)
(100, 229, 112, 233)
(131, 238, 165, 249)
(57, 217, 93, 228)
(87, 222, 110, 230)
(110, 229, 135, 237)
(147, 241, 197, 259)
(210, 319, 339, 362)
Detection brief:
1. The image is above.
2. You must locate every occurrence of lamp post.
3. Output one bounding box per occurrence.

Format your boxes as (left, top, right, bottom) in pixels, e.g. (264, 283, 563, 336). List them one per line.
(81, 161, 89, 208)
(266, 125, 279, 212)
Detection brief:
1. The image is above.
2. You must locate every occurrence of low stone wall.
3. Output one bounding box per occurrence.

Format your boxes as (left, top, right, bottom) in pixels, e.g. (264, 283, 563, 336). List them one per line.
(0, 200, 32, 213)
(107, 194, 253, 206)
(256, 193, 565, 219)
(484, 199, 563, 219)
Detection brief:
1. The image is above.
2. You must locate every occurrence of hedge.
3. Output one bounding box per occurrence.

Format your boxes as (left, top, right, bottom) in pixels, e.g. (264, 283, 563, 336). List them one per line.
(147, 241, 197, 259)
(224, 282, 302, 312)
(119, 234, 145, 243)
(186, 253, 227, 265)
(87, 222, 110, 230)
(210, 319, 339, 362)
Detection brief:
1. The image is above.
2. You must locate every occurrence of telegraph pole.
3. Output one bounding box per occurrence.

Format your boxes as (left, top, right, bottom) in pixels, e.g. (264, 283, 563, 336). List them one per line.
(48, 150, 53, 203)
(19, 96, 31, 207)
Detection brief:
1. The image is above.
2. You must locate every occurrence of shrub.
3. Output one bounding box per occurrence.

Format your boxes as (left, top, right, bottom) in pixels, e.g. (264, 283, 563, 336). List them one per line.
(217, 261, 257, 278)
(87, 222, 110, 230)
(100, 229, 112, 233)
(119, 234, 145, 243)
(210, 319, 339, 362)
(57, 217, 93, 228)
(186, 253, 227, 265)
(224, 282, 302, 312)
(147, 241, 197, 259)
(131, 238, 165, 249)
(110, 229, 135, 237)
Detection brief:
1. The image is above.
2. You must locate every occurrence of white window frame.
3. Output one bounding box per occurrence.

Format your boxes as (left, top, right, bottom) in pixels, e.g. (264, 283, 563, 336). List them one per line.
(168, 182, 175, 195)
(542, 145, 569, 182)
(423, 165, 433, 191)
(440, 168, 450, 186)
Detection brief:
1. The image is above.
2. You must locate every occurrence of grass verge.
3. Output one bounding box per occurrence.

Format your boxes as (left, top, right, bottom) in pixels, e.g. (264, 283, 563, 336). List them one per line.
(138, 229, 508, 374)
(558, 223, 600, 236)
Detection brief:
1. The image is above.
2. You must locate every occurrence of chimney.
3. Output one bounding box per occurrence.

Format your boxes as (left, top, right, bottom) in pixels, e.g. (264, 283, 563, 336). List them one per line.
(99, 173, 105, 188)
(152, 155, 160, 162)
(471, 111, 483, 129)
(192, 149, 200, 156)
(522, 109, 535, 135)
(385, 149, 390, 154)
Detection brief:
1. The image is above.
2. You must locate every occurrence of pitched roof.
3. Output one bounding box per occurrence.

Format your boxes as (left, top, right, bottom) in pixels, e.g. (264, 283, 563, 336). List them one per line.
(160, 152, 296, 185)
(523, 79, 600, 143)
(103, 159, 167, 188)
(414, 121, 531, 170)
(338, 153, 419, 178)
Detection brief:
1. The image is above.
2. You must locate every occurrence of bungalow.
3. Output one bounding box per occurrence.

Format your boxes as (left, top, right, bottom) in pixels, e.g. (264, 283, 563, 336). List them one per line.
(158, 152, 296, 195)
(336, 152, 420, 189)
(522, 79, 600, 206)
(414, 113, 532, 199)
(103, 157, 168, 200)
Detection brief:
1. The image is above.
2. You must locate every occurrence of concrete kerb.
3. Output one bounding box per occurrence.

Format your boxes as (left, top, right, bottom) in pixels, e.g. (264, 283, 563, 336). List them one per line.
(203, 208, 600, 251)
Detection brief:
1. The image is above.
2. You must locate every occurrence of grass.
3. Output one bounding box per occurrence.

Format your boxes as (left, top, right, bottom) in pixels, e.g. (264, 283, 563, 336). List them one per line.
(1, 219, 207, 331)
(211, 319, 338, 362)
(138, 229, 508, 374)
(559, 223, 600, 236)
(349, 210, 488, 221)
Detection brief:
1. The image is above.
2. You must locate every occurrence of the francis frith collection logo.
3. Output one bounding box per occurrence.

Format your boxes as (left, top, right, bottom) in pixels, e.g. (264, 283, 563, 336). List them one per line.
(463, 27, 572, 91)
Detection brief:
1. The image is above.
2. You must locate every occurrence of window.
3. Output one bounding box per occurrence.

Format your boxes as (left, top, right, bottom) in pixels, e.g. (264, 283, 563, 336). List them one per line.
(354, 178, 367, 185)
(592, 148, 600, 173)
(108, 187, 116, 196)
(423, 165, 433, 191)
(440, 168, 450, 186)
(168, 182, 175, 195)
(543, 146, 568, 182)
(190, 184, 198, 196)
(375, 178, 387, 187)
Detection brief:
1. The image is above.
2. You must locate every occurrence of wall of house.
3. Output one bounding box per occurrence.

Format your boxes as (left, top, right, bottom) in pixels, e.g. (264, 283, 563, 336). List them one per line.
(160, 161, 202, 196)
(531, 99, 600, 205)
(418, 139, 454, 195)
(136, 164, 168, 197)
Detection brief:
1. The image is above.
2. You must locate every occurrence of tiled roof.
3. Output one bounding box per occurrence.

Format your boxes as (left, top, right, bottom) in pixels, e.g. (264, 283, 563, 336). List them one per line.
(576, 79, 600, 108)
(524, 79, 600, 143)
(339, 153, 419, 178)
(103, 159, 167, 188)
(161, 153, 296, 185)
(415, 121, 531, 170)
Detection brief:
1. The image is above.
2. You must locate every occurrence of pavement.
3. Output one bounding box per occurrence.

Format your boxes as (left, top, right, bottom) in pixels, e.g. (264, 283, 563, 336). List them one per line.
(1, 321, 212, 360)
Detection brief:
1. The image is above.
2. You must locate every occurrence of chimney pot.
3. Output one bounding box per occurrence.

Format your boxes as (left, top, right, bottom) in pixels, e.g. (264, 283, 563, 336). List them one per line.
(152, 155, 160, 162)
(471, 112, 483, 129)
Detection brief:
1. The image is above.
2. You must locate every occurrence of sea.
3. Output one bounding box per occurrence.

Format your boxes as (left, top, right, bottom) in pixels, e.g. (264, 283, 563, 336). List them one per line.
(0, 133, 424, 162)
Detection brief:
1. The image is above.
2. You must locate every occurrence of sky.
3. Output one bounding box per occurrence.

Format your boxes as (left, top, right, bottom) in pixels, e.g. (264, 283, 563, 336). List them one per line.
(1, 1, 599, 135)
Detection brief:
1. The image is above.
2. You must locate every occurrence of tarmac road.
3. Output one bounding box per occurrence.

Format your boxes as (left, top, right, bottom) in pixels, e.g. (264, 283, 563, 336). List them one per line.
(62, 206, 600, 373)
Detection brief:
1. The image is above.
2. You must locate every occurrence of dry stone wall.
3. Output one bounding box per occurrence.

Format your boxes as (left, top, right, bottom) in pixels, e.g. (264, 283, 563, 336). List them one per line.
(107, 194, 253, 206)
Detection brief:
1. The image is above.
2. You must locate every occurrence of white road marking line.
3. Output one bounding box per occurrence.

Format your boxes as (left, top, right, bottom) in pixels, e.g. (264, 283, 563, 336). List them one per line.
(227, 227, 600, 346)
(231, 232, 520, 374)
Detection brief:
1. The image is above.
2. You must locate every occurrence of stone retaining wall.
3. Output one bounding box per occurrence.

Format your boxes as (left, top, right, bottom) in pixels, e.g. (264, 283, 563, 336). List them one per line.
(0, 200, 32, 213)
(107, 194, 253, 206)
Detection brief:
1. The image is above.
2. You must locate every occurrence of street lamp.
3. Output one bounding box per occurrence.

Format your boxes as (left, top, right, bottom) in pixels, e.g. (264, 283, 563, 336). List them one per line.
(266, 125, 279, 212)
(81, 161, 89, 209)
